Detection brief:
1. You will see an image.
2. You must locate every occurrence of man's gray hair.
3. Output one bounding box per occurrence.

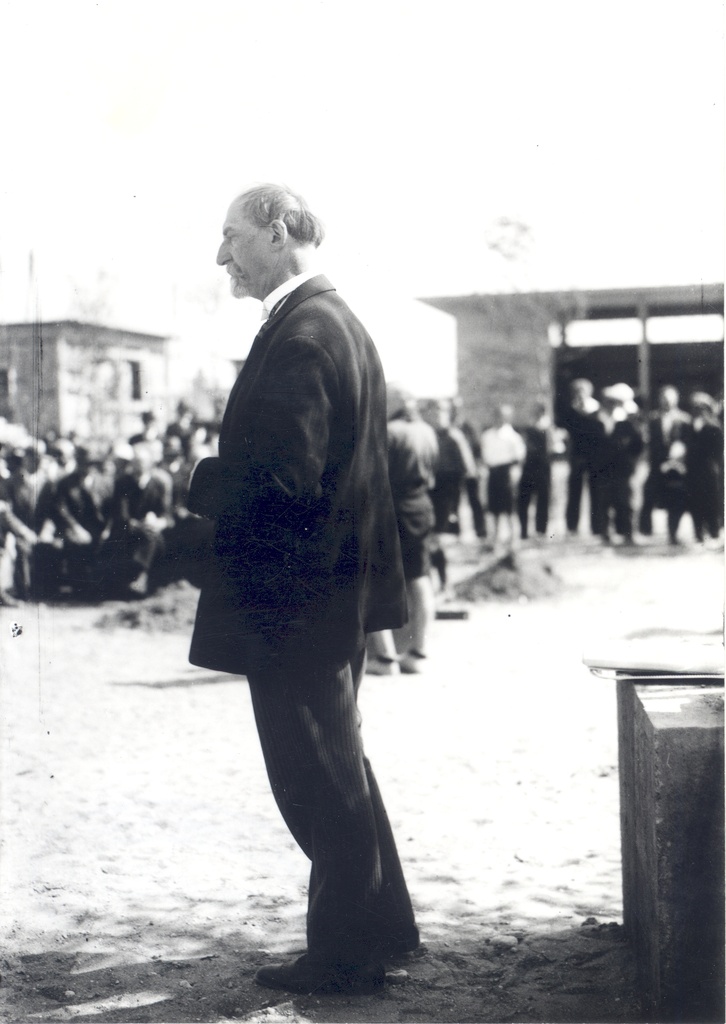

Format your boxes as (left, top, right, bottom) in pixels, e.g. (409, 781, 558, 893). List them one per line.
(236, 183, 325, 247)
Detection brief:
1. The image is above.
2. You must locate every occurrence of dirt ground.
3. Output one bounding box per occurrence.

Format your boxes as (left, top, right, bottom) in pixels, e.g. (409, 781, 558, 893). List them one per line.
(0, 531, 723, 1024)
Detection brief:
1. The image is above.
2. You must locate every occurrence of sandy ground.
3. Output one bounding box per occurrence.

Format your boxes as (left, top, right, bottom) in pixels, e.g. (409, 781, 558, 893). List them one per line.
(0, 532, 723, 1024)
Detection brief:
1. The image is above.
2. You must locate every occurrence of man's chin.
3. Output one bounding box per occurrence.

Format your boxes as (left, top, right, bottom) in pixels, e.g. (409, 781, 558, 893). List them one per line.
(230, 279, 248, 300)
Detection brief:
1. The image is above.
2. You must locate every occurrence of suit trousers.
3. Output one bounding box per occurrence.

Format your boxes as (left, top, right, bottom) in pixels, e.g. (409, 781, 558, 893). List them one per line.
(246, 648, 418, 966)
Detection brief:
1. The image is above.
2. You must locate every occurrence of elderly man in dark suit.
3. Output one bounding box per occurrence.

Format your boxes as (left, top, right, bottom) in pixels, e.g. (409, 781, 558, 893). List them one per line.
(189, 184, 418, 995)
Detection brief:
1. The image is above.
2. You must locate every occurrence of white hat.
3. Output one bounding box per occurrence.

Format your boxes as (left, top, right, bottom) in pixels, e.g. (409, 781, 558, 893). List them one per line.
(601, 383, 638, 414)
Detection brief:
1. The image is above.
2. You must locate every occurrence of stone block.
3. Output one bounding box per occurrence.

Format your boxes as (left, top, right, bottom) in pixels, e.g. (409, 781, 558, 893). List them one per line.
(617, 680, 724, 1022)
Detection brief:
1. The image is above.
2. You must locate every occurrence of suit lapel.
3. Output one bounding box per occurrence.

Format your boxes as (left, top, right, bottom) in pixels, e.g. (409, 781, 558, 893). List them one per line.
(220, 276, 338, 443)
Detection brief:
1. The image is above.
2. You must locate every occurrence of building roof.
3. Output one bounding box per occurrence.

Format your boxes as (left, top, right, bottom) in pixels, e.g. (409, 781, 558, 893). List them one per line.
(419, 283, 724, 322)
(0, 320, 169, 341)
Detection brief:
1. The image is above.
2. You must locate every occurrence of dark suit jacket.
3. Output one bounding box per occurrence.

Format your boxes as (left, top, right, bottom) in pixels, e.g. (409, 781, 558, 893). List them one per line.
(189, 275, 407, 675)
(646, 408, 691, 468)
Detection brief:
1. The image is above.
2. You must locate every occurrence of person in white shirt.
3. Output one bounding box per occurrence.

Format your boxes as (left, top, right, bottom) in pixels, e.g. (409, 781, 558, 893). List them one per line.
(481, 404, 526, 552)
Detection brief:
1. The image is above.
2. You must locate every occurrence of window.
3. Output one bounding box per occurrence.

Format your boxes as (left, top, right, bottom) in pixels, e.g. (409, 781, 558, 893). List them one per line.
(0, 369, 9, 416)
(129, 360, 142, 400)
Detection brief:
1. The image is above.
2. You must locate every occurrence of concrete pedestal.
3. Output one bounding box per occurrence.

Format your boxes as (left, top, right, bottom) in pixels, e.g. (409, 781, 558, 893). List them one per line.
(617, 679, 724, 1022)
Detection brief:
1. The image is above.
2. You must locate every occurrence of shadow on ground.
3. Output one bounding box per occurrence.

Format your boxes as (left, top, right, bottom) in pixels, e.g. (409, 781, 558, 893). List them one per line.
(2, 913, 641, 1024)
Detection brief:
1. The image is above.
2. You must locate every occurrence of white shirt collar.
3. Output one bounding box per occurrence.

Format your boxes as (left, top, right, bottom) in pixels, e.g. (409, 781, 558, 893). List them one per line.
(262, 270, 319, 318)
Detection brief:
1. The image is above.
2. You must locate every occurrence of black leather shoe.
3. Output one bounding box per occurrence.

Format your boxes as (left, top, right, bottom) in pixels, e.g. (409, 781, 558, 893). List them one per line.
(375, 930, 422, 960)
(255, 954, 385, 995)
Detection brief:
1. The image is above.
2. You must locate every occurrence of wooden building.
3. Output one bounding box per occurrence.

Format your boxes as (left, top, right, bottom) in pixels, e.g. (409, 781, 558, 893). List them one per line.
(0, 321, 170, 443)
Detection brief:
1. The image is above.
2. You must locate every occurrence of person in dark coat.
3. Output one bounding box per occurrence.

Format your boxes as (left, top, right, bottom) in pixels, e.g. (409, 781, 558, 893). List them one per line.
(638, 385, 692, 543)
(428, 398, 468, 535)
(101, 441, 174, 597)
(686, 392, 724, 544)
(517, 401, 556, 540)
(46, 445, 107, 598)
(559, 378, 601, 535)
(188, 184, 417, 995)
(590, 384, 644, 543)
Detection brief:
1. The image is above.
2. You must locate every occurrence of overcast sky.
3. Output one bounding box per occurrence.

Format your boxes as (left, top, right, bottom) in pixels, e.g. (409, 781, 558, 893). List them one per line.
(0, 0, 722, 389)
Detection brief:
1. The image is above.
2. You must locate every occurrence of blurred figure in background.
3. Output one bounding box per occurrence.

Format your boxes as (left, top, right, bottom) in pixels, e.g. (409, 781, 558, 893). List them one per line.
(450, 397, 486, 539)
(367, 385, 439, 675)
(517, 400, 557, 541)
(560, 378, 601, 536)
(45, 444, 107, 598)
(0, 441, 49, 600)
(0, 445, 40, 604)
(156, 432, 215, 590)
(638, 385, 692, 544)
(686, 391, 724, 546)
(428, 399, 469, 536)
(390, 386, 438, 673)
(481, 403, 526, 553)
(101, 441, 173, 597)
(129, 410, 163, 462)
(590, 384, 644, 544)
(165, 400, 196, 459)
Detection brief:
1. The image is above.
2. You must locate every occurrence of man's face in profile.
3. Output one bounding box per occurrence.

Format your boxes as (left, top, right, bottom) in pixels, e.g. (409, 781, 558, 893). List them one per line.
(216, 200, 273, 301)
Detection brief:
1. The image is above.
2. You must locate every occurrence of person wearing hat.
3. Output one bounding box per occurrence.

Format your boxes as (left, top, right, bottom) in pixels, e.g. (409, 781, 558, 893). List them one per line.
(590, 383, 644, 544)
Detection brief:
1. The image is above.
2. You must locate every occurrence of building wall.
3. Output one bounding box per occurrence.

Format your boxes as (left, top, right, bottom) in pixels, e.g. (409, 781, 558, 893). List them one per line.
(0, 324, 61, 437)
(456, 299, 554, 433)
(0, 322, 169, 443)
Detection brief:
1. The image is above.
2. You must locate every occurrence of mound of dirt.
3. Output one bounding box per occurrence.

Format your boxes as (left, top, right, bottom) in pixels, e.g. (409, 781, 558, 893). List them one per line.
(94, 579, 201, 632)
(453, 550, 563, 603)
(93, 550, 564, 635)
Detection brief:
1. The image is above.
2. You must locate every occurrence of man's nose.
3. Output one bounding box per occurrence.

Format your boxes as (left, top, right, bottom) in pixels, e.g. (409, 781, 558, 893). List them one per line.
(217, 241, 230, 266)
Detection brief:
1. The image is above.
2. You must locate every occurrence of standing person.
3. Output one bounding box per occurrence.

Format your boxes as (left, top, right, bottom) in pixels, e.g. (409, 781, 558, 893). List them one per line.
(428, 399, 468, 535)
(559, 378, 601, 535)
(481, 403, 526, 552)
(686, 392, 724, 545)
(367, 384, 439, 674)
(517, 400, 556, 541)
(378, 385, 439, 675)
(450, 396, 486, 538)
(590, 384, 644, 544)
(638, 385, 692, 543)
(188, 184, 418, 995)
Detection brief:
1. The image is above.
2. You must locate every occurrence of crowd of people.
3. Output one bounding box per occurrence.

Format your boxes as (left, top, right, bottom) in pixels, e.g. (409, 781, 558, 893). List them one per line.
(364, 377, 723, 679)
(0, 381, 722, 612)
(3, 180, 723, 1002)
(559, 379, 724, 548)
(0, 405, 216, 606)
(416, 378, 723, 553)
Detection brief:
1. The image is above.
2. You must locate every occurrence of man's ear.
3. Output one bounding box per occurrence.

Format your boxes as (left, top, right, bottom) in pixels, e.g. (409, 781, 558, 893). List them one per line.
(269, 219, 288, 247)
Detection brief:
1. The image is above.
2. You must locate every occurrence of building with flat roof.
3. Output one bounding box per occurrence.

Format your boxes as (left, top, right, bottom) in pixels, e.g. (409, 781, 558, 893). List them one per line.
(421, 283, 724, 430)
(0, 321, 170, 443)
